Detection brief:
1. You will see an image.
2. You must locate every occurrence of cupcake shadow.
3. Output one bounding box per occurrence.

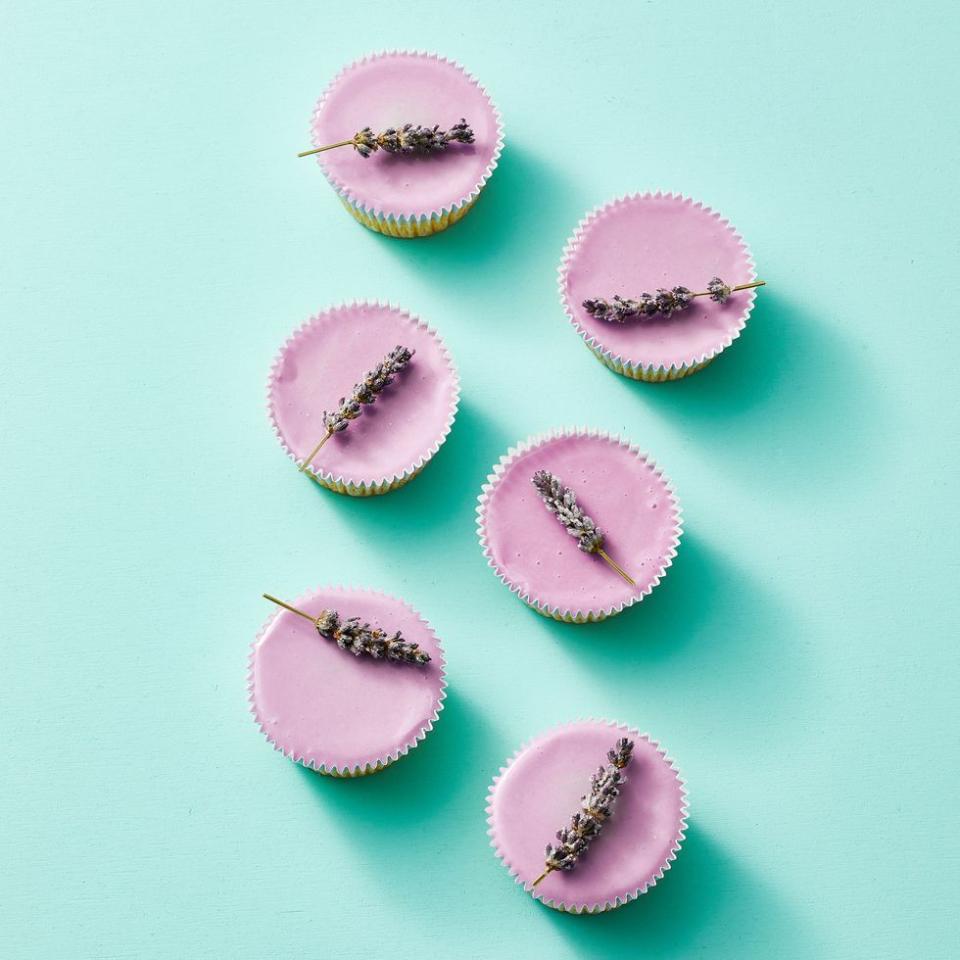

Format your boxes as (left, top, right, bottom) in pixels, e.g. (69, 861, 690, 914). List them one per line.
(309, 398, 513, 541)
(612, 292, 880, 489)
(538, 825, 812, 957)
(293, 688, 495, 825)
(291, 689, 508, 902)
(547, 532, 723, 661)
(365, 142, 590, 278)
(525, 533, 809, 721)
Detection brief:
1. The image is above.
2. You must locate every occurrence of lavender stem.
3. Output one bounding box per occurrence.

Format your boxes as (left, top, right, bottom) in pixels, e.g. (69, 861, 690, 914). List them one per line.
(262, 594, 431, 666)
(531, 470, 635, 586)
(532, 737, 635, 887)
(299, 119, 474, 159)
(299, 345, 414, 474)
(297, 139, 355, 158)
(584, 278, 766, 323)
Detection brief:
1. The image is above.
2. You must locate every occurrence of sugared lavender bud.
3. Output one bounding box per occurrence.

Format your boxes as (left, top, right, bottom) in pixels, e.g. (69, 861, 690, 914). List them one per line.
(322, 345, 414, 437)
(609, 295, 636, 324)
(352, 127, 378, 158)
(348, 120, 475, 158)
(638, 292, 658, 316)
(653, 287, 692, 318)
(607, 738, 633, 768)
(531, 470, 605, 554)
(707, 277, 732, 303)
(315, 609, 340, 634)
(445, 118, 474, 145)
(537, 738, 634, 884)
(315, 609, 430, 666)
(672, 286, 692, 311)
(582, 285, 693, 323)
(582, 277, 761, 322)
(582, 298, 615, 322)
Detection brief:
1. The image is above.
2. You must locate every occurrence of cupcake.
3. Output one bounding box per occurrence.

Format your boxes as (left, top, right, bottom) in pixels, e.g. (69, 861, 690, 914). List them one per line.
(268, 301, 460, 496)
(477, 429, 682, 622)
(305, 51, 503, 237)
(559, 192, 762, 381)
(249, 587, 446, 776)
(487, 720, 687, 913)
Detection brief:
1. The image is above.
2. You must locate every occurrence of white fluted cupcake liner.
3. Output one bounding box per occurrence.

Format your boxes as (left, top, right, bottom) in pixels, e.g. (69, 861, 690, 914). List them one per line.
(486, 719, 689, 913)
(338, 195, 479, 238)
(266, 301, 461, 496)
(302, 464, 428, 497)
(476, 428, 683, 622)
(558, 192, 759, 381)
(248, 586, 447, 777)
(311, 51, 504, 238)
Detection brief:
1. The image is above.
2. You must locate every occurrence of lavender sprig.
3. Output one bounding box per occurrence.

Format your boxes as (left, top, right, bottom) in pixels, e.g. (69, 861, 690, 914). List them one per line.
(531, 470, 635, 585)
(263, 595, 431, 666)
(298, 119, 474, 159)
(299, 345, 414, 473)
(583, 277, 766, 323)
(533, 738, 635, 887)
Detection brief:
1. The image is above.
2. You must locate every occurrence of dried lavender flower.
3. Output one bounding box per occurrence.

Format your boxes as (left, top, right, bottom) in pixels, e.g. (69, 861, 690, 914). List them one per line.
(315, 608, 431, 665)
(531, 470, 635, 585)
(532, 469, 605, 553)
(352, 126, 379, 158)
(299, 345, 414, 472)
(299, 120, 475, 159)
(533, 738, 634, 886)
(323, 345, 413, 434)
(583, 278, 766, 322)
(263, 595, 431, 666)
(707, 276, 732, 303)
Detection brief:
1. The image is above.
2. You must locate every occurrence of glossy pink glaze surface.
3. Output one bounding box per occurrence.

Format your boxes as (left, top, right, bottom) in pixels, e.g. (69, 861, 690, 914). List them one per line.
(312, 52, 501, 216)
(269, 303, 458, 485)
(488, 721, 686, 909)
(250, 588, 445, 771)
(561, 194, 756, 370)
(480, 433, 681, 616)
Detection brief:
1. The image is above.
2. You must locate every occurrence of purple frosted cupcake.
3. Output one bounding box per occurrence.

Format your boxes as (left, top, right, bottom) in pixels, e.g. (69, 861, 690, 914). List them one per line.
(249, 587, 446, 776)
(487, 720, 688, 913)
(267, 302, 460, 496)
(305, 51, 503, 237)
(559, 192, 762, 380)
(477, 429, 682, 622)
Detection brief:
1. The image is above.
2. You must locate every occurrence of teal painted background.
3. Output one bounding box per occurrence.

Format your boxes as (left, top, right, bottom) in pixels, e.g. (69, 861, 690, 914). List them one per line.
(2, 1, 958, 957)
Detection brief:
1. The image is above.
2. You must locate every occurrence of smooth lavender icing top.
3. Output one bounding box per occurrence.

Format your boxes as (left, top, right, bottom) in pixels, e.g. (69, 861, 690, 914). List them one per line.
(488, 721, 686, 908)
(561, 194, 756, 370)
(313, 52, 501, 217)
(480, 434, 680, 616)
(250, 588, 445, 772)
(269, 304, 458, 485)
